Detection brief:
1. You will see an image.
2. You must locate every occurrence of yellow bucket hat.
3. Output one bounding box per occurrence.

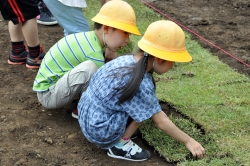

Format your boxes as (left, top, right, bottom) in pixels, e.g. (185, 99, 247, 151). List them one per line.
(92, 0, 140, 36)
(138, 20, 192, 62)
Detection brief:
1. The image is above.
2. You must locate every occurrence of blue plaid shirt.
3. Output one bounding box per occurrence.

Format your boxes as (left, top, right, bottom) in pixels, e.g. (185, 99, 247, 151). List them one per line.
(78, 55, 161, 149)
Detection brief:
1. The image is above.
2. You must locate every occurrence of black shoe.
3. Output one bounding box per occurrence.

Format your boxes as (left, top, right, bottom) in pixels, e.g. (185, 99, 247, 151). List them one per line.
(37, 1, 58, 25)
(8, 50, 28, 65)
(107, 140, 151, 161)
(26, 47, 45, 69)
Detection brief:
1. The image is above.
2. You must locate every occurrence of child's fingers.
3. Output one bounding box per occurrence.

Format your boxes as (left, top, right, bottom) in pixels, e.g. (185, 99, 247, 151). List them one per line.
(185, 138, 205, 158)
(192, 147, 205, 158)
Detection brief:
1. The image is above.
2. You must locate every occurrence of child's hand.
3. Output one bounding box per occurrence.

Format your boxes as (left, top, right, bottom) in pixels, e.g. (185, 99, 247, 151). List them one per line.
(184, 138, 205, 158)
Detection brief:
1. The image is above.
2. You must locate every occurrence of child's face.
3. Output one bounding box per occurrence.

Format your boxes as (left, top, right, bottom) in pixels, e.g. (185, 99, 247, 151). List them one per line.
(104, 28, 130, 52)
(153, 59, 174, 75)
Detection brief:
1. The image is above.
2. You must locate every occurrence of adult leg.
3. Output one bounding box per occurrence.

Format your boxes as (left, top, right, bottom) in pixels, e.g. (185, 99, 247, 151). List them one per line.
(43, 0, 90, 36)
(37, 60, 98, 109)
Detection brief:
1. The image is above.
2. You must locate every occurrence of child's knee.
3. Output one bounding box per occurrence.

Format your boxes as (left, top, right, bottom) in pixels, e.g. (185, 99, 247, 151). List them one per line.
(81, 60, 98, 76)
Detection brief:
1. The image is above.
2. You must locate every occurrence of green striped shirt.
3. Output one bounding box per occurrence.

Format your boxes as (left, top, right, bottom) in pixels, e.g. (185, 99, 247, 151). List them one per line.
(33, 31, 104, 92)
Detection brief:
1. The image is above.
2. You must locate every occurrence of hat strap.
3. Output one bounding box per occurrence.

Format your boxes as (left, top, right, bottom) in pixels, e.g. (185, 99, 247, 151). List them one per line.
(103, 32, 108, 48)
(152, 59, 155, 68)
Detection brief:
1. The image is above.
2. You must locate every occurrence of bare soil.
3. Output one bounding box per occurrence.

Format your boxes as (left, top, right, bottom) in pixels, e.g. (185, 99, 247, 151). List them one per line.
(0, 15, 171, 166)
(0, 0, 249, 165)
(145, 0, 250, 76)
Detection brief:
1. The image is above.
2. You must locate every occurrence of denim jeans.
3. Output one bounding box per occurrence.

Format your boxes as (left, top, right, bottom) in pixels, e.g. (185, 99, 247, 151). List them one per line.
(43, 0, 90, 36)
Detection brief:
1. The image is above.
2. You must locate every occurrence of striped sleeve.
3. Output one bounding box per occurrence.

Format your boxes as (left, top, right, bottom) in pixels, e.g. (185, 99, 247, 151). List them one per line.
(33, 31, 104, 92)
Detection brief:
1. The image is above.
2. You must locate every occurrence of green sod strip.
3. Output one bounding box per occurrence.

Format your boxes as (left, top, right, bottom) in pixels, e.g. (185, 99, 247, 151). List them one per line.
(85, 0, 250, 165)
(151, 34, 250, 165)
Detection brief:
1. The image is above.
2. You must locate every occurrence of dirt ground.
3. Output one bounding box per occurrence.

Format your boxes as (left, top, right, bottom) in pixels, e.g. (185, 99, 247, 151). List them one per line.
(146, 0, 250, 76)
(0, 0, 249, 165)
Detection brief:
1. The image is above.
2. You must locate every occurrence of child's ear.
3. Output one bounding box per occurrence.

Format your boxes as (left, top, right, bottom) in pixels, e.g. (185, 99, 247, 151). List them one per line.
(155, 57, 161, 64)
(103, 25, 109, 34)
(155, 57, 165, 64)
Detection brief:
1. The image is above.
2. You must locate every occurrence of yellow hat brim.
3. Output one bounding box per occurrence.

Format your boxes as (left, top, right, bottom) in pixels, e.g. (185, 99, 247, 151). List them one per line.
(92, 15, 141, 36)
(138, 39, 192, 62)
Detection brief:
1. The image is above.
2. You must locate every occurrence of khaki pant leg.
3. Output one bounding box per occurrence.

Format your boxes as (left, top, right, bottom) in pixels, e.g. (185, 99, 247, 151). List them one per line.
(37, 60, 98, 109)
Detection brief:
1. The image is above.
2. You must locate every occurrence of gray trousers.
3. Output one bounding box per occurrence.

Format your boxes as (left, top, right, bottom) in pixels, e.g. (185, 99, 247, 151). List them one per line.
(37, 60, 98, 109)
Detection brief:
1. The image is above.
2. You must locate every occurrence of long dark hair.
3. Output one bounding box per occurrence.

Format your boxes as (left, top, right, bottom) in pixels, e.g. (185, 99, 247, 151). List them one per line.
(115, 49, 155, 104)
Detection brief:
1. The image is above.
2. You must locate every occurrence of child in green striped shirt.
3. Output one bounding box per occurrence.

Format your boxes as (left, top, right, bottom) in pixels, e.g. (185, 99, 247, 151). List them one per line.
(33, 0, 141, 111)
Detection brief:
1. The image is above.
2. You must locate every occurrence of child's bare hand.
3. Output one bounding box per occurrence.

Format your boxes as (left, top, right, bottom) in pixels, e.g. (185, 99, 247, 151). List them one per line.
(184, 138, 205, 158)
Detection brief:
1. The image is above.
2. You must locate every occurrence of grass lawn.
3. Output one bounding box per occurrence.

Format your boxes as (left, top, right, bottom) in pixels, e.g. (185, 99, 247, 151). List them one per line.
(85, 0, 250, 165)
